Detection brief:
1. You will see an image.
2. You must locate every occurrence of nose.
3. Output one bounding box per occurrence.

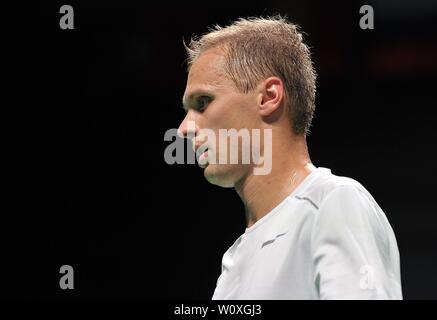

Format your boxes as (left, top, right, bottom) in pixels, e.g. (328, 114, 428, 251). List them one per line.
(177, 111, 198, 139)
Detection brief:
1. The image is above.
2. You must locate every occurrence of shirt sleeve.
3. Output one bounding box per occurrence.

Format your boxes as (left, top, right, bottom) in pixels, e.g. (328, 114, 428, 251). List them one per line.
(311, 185, 402, 300)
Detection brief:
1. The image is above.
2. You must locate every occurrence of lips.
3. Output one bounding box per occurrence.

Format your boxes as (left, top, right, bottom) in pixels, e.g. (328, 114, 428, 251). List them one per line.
(193, 142, 210, 168)
(196, 148, 209, 168)
(197, 150, 208, 168)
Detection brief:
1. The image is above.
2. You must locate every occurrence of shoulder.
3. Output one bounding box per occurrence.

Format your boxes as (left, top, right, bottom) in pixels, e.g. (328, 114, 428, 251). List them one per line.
(295, 169, 392, 245)
(294, 168, 374, 212)
(293, 168, 389, 235)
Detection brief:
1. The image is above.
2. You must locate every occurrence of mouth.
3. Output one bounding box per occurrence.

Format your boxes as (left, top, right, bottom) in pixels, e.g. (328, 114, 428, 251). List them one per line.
(196, 148, 209, 168)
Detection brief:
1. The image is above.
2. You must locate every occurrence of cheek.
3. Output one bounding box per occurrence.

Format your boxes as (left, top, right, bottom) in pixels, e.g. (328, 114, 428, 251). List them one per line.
(210, 100, 252, 129)
(203, 105, 231, 130)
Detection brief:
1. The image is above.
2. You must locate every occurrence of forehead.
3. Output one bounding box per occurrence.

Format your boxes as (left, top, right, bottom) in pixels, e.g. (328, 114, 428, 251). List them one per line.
(183, 48, 231, 100)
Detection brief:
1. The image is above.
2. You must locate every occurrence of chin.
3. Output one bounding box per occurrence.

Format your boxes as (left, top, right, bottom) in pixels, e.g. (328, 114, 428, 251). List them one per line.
(203, 163, 239, 188)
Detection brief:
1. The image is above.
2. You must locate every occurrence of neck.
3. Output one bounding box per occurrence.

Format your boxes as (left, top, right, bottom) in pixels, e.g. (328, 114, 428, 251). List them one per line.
(235, 135, 316, 228)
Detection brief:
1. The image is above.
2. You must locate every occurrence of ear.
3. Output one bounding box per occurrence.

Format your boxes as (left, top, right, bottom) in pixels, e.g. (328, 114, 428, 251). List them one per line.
(257, 77, 284, 117)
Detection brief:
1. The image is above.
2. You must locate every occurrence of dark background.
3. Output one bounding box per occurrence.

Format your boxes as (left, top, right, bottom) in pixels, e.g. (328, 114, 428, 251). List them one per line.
(3, 0, 437, 299)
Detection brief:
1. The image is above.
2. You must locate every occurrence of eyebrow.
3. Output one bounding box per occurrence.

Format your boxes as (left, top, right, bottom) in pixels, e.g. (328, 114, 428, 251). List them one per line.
(182, 89, 215, 112)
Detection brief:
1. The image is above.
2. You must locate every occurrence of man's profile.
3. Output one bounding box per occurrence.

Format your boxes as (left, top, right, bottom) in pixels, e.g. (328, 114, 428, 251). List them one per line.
(177, 16, 402, 299)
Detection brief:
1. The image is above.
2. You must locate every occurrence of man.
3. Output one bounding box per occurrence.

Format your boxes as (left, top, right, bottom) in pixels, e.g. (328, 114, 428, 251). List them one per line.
(177, 16, 402, 299)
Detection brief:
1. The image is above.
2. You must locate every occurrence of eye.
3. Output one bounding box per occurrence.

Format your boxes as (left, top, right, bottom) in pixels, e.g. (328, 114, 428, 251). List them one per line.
(196, 96, 212, 112)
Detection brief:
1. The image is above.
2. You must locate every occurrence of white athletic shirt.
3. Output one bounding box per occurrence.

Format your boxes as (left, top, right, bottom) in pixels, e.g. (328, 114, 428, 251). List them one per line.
(212, 167, 402, 300)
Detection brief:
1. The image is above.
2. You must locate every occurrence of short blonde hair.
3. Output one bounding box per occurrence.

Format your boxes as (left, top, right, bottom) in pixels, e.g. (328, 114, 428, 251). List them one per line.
(185, 16, 317, 136)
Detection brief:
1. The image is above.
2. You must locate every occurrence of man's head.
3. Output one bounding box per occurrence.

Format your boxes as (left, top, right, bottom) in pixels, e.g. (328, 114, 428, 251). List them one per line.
(178, 16, 317, 187)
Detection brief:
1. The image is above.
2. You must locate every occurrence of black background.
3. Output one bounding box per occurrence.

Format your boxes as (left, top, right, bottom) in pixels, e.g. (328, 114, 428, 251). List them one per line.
(3, 0, 437, 299)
